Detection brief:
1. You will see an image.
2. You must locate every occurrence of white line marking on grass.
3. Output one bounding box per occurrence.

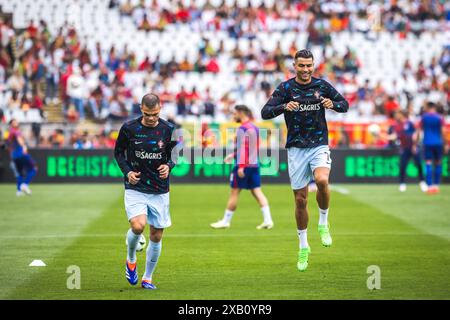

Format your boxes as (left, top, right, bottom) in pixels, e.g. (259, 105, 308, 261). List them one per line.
(2, 232, 449, 239)
(331, 185, 350, 194)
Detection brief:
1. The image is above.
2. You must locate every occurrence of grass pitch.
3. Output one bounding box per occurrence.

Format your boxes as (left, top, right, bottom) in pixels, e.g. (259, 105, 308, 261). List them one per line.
(0, 183, 449, 300)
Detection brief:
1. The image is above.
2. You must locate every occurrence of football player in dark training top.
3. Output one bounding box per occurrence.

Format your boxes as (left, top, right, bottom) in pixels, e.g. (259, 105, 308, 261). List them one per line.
(114, 93, 177, 289)
(261, 49, 349, 271)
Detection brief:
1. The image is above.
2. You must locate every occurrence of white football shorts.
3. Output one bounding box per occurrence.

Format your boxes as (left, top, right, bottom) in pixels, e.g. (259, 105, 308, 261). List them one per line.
(287, 145, 332, 190)
(124, 189, 171, 229)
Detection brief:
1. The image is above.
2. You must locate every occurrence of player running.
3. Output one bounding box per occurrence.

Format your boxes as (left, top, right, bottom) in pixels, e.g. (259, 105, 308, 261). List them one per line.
(417, 102, 448, 194)
(114, 93, 177, 290)
(261, 49, 349, 271)
(7, 119, 37, 196)
(210, 105, 274, 230)
(388, 110, 427, 192)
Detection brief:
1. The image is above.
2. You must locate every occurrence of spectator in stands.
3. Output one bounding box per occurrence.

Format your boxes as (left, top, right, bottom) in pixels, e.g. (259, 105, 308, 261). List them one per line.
(203, 87, 216, 117)
(7, 68, 24, 94)
(139, 13, 152, 32)
(176, 86, 189, 116)
(179, 57, 193, 72)
(384, 95, 401, 119)
(66, 66, 86, 120)
(30, 88, 44, 119)
(107, 95, 128, 121)
(44, 54, 59, 104)
(7, 90, 21, 111)
(30, 51, 45, 94)
(205, 56, 220, 73)
(49, 129, 65, 148)
(20, 94, 31, 113)
(72, 131, 93, 149)
(106, 46, 120, 72)
(357, 94, 376, 117)
(119, 0, 134, 17)
(31, 122, 41, 147)
(88, 85, 106, 120)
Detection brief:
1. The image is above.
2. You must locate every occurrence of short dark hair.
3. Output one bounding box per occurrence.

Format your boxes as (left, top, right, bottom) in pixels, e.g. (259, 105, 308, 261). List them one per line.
(235, 104, 253, 118)
(141, 93, 160, 109)
(426, 101, 436, 110)
(295, 49, 314, 60)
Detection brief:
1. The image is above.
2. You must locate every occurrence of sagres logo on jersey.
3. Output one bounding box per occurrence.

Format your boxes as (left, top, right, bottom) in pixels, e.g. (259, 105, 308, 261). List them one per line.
(293, 103, 322, 112)
(135, 151, 163, 160)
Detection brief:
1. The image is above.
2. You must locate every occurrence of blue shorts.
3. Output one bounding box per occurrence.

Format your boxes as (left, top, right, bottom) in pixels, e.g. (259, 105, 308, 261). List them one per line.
(13, 155, 36, 175)
(230, 166, 261, 190)
(424, 145, 443, 162)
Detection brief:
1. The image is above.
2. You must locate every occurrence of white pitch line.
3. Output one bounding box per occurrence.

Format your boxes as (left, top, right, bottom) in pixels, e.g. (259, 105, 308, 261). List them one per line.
(331, 185, 350, 194)
(0, 232, 448, 239)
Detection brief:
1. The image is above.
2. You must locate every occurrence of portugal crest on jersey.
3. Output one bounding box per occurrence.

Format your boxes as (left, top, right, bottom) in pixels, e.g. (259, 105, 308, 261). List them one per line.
(314, 91, 321, 99)
(158, 140, 164, 149)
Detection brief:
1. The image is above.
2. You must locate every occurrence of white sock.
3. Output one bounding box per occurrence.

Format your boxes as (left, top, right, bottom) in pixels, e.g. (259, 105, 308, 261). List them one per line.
(261, 205, 273, 224)
(297, 229, 309, 249)
(223, 209, 234, 223)
(319, 208, 329, 226)
(143, 240, 162, 281)
(126, 229, 140, 263)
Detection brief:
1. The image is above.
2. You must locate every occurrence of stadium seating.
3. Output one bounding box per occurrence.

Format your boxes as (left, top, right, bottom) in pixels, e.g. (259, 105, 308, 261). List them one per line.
(0, 0, 448, 148)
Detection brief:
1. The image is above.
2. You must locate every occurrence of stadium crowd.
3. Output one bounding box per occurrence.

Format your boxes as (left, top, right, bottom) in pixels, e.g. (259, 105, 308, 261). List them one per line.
(118, 0, 448, 36)
(0, 0, 449, 148)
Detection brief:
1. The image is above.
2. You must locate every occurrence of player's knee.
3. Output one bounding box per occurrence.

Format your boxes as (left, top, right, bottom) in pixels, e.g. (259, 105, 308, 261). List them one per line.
(130, 221, 145, 234)
(150, 235, 162, 243)
(295, 195, 308, 209)
(315, 177, 329, 190)
(150, 231, 163, 242)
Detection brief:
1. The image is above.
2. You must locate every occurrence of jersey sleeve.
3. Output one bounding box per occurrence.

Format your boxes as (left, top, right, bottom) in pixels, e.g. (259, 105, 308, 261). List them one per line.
(114, 124, 132, 177)
(324, 81, 349, 113)
(165, 126, 178, 171)
(261, 83, 288, 119)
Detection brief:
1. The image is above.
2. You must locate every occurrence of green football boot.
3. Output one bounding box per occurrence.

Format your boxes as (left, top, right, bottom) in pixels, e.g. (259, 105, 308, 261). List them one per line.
(318, 224, 332, 247)
(297, 247, 311, 272)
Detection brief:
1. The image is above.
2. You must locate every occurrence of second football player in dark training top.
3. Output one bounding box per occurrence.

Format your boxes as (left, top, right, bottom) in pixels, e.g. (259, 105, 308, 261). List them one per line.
(114, 93, 177, 290)
(115, 96, 177, 194)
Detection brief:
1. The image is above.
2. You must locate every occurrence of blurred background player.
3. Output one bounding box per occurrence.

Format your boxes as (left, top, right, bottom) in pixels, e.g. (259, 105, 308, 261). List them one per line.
(261, 49, 349, 271)
(388, 110, 427, 192)
(7, 119, 37, 196)
(114, 93, 177, 290)
(210, 105, 274, 230)
(417, 102, 448, 194)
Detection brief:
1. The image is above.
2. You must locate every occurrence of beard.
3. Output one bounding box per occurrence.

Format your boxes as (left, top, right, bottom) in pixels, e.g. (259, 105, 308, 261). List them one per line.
(298, 71, 312, 79)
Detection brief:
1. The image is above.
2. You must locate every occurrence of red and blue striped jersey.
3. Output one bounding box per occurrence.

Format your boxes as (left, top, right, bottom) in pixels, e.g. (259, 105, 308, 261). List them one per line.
(234, 120, 260, 169)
